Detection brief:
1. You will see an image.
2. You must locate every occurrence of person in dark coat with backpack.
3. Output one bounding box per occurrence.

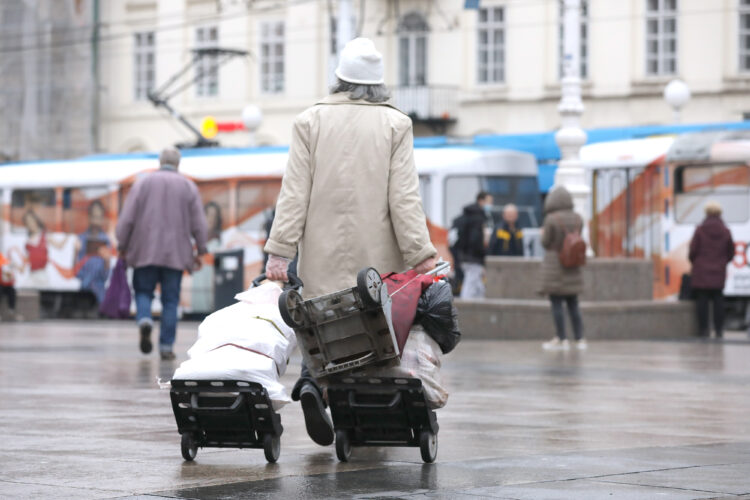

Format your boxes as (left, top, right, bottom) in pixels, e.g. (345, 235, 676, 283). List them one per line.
(689, 201, 735, 338)
(539, 186, 586, 350)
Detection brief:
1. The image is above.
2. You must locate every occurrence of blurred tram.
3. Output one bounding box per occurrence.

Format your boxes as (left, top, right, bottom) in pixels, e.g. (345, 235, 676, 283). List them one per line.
(581, 131, 750, 308)
(0, 145, 539, 314)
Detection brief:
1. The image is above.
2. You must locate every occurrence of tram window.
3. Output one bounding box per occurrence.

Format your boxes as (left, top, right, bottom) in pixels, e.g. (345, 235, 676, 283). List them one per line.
(236, 180, 282, 235)
(197, 181, 233, 246)
(674, 164, 750, 224)
(10, 189, 56, 234)
(418, 175, 432, 219)
(62, 187, 111, 234)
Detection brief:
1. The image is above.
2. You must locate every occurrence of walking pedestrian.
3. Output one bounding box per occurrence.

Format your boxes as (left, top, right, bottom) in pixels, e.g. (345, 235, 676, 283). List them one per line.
(456, 192, 493, 299)
(489, 203, 524, 256)
(539, 186, 587, 351)
(688, 201, 734, 338)
(264, 37, 437, 447)
(115, 148, 209, 360)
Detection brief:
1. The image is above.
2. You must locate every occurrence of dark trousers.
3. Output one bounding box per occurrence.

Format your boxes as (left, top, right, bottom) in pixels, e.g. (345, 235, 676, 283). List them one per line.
(133, 266, 183, 351)
(0, 285, 16, 310)
(550, 294, 584, 341)
(694, 288, 725, 337)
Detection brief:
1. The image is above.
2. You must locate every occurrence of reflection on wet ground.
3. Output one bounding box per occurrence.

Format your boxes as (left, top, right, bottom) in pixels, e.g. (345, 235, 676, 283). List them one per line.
(0, 321, 748, 499)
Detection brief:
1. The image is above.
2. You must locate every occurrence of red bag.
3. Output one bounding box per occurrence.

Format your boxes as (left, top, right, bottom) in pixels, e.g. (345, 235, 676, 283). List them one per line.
(381, 270, 434, 356)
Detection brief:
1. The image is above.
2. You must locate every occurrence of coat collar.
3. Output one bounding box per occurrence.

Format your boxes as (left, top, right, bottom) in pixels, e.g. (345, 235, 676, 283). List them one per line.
(315, 93, 407, 115)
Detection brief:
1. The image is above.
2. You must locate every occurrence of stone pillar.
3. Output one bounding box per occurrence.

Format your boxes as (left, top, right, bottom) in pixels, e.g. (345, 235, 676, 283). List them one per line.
(554, 0, 590, 221)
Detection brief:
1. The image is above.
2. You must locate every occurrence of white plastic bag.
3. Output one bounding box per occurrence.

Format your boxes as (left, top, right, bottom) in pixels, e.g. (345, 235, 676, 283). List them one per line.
(355, 326, 449, 409)
(172, 346, 291, 410)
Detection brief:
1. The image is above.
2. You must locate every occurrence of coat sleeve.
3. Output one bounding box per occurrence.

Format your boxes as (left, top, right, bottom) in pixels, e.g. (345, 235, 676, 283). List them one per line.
(188, 182, 209, 256)
(541, 216, 556, 250)
(688, 229, 700, 263)
(388, 119, 437, 268)
(726, 230, 735, 264)
(115, 180, 142, 254)
(264, 116, 312, 260)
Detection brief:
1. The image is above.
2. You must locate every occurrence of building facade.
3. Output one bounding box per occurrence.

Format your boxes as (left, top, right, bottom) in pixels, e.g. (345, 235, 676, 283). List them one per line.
(98, 0, 750, 153)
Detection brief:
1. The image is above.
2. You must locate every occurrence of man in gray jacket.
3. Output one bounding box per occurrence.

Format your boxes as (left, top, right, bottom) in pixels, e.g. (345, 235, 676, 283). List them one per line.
(116, 148, 208, 360)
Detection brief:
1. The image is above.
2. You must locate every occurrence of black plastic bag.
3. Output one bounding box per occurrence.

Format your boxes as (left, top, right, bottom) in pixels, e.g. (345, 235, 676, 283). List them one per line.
(415, 280, 461, 354)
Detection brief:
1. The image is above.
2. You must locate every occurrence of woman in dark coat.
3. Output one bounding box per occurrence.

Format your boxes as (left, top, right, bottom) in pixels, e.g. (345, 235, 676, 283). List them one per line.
(539, 186, 586, 350)
(689, 201, 735, 338)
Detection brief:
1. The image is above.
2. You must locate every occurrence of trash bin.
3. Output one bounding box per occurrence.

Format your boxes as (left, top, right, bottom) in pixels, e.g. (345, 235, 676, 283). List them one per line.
(213, 249, 244, 311)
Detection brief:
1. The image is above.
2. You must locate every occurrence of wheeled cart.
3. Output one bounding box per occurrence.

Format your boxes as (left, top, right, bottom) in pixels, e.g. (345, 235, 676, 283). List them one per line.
(170, 379, 284, 463)
(327, 375, 439, 463)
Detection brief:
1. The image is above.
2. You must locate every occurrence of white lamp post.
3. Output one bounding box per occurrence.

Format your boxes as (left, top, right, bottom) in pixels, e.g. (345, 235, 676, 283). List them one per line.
(663, 79, 691, 123)
(554, 0, 590, 222)
(242, 104, 263, 147)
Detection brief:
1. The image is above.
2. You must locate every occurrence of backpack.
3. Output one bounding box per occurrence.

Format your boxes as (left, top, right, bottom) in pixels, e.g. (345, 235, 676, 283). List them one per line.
(556, 215, 586, 268)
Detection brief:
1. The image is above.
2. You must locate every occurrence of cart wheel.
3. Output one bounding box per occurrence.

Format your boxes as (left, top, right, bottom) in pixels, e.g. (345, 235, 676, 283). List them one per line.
(419, 430, 437, 463)
(357, 267, 382, 307)
(278, 289, 305, 328)
(335, 429, 352, 462)
(263, 433, 281, 463)
(181, 432, 197, 461)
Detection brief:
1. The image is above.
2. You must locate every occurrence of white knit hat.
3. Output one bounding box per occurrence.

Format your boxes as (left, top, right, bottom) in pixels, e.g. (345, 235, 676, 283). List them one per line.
(335, 37, 384, 85)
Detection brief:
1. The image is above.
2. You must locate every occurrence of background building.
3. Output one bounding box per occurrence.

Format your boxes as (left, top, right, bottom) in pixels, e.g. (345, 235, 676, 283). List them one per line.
(3, 0, 749, 157)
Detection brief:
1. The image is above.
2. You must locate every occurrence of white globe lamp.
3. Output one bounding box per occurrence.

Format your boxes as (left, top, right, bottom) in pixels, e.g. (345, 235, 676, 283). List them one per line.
(663, 79, 691, 123)
(242, 105, 263, 146)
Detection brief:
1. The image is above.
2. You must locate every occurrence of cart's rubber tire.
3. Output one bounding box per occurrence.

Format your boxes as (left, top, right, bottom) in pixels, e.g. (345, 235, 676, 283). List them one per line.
(181, 432, 197, 461)
(419, 430, 437, 463)
(335, 429, 352, 462)
(263, 433, 281, 463)
(357, 267, 382, 307)
(278, 289, 305, 328)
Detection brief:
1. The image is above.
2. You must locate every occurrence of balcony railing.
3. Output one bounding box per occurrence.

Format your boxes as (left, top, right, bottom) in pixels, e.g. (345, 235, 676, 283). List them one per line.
(391, 85, 459, 125)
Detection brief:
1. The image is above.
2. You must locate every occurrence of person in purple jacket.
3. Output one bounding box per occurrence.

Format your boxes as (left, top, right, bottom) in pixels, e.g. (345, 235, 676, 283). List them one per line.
(116, 148, 209, 360)
(689, 201, 735, 339)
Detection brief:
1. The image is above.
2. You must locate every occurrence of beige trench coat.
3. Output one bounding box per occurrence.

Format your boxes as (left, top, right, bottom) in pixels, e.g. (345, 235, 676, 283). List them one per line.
(264, 93, 437, 297)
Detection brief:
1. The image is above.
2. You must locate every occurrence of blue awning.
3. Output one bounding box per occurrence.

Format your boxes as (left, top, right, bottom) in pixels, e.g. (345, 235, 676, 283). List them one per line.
(538, 163, 557, 193)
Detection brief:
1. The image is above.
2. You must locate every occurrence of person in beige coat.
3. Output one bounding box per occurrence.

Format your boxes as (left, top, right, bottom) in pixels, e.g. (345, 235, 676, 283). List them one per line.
(539, 186, 587, 351)
(264, 38, 437, 446)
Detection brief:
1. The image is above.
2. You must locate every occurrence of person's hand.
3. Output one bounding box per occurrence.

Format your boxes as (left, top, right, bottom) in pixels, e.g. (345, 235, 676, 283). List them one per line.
(266, 254, 291, 281)
(192, 256, 203, 272)
(413, 256, 437, 275)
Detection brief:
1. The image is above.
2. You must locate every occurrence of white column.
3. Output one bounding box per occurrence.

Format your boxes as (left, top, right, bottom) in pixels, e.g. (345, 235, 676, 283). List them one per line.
(337, 0, 354, 55)
(554, 0, 589, 221)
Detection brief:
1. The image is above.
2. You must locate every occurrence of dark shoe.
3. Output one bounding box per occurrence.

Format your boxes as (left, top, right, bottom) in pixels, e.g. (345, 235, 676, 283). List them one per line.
(715, 331, 723, 339)
(139, 322, 153, 354)
(160, 351, 176, 361)
(300, 383, 334, 446)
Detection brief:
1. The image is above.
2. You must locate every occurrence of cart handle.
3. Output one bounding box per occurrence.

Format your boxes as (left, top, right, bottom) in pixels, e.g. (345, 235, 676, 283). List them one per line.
(348, 391, 402, 410)
(252, 272, 303, 290)
(189, 393, 243, 412)
(323, 352, 376, 375)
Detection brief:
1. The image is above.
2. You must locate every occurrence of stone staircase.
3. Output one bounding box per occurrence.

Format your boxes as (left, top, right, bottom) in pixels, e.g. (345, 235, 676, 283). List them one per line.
(455, 257, 698, 340)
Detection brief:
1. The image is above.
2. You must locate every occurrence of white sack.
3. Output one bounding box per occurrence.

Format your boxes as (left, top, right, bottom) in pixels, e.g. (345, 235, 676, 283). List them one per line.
(173, 346, 291, 410)
(192, 282, 296, 375)
(354, 327, 449, 409)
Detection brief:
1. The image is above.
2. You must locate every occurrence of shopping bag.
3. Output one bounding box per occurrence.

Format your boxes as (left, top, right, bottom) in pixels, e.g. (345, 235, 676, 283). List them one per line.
(99, 258, 131, 319)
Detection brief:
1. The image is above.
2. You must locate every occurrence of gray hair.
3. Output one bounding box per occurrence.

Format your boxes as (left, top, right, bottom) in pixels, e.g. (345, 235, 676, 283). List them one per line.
(330, 78, 391, 103)
(159, 147, 181, 169)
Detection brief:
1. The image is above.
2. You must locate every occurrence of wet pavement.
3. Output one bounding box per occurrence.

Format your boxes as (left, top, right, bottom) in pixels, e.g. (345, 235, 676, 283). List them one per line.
(1, 320, 749, 499)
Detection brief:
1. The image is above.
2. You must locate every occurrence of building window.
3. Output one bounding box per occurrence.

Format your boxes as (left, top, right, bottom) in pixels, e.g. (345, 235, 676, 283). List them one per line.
(195, 26, 219, 97)
(134, 31, 155, 101)
(645, 0, 678, 76)
(477, 7, 504, 84)
(558, 0, 588, 79)
(740, 0, 750, 71)
(398, 12, 428, 87)
(261, 21, 285, 94)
